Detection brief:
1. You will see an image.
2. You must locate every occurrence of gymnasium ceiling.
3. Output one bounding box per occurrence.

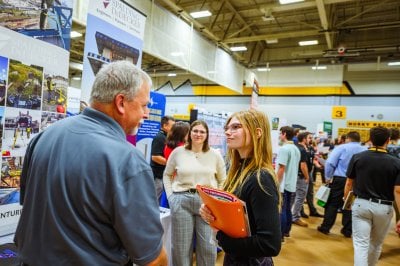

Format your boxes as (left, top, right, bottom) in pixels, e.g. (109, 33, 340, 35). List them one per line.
(69, 0, 400, 82)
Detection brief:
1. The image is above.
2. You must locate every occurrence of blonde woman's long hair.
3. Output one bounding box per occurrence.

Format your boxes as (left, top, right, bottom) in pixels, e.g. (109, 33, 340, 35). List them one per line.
(223, 110, 281, 206)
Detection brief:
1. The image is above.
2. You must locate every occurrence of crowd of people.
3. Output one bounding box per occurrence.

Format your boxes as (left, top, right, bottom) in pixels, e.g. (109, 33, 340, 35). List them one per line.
(13, 61, 400, 266)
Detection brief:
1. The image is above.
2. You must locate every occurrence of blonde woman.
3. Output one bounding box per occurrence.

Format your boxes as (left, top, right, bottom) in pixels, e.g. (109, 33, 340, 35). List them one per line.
(163, 120, 226, 265)
(200, 110, 281, 265)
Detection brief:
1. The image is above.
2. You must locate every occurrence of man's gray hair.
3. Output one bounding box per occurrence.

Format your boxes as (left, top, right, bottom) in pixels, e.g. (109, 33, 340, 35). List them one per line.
(89, 60, 152, 104)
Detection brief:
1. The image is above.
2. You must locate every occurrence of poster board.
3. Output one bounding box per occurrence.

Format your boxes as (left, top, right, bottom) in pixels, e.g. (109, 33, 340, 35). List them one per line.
(0, 0, 74, 236)
(80, 0, 146, 103)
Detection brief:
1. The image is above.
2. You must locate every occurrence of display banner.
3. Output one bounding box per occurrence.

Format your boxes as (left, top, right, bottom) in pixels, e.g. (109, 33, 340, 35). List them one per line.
(80, 0, 146, 102)
(192, 111, 227, 157)
(0, 0, 74, 236)
(346, 120, 400, 129)
(136, 91, 166, 163)
(250, 79, 259, 110)
(66, 86, 82, 115)
(323, 121, 333, 136)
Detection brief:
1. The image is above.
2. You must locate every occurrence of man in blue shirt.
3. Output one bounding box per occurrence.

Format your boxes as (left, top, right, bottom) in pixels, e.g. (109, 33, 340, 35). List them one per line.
(15, 61, 168, 265)
(317, 131, 366, 237)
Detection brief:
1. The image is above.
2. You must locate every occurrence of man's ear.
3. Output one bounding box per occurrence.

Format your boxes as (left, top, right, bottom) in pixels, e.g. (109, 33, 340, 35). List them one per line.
(256, 128, 263, 139)
(114, 94, 125, 114)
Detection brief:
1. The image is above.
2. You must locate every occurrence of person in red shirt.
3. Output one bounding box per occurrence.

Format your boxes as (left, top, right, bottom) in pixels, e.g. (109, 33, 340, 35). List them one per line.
(163, 121, 190, 160)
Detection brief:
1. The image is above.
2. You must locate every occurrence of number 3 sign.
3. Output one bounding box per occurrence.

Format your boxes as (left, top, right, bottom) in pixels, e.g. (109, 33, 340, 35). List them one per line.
(332, 106, 347, 119)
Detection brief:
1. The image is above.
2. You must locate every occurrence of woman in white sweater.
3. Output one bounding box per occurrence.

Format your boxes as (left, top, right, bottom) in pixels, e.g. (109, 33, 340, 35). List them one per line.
(163, 120, 226, 266)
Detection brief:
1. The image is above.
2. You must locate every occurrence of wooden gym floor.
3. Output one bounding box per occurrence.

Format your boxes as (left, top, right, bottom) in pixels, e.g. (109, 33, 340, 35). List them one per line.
(214, 180, 400, 266)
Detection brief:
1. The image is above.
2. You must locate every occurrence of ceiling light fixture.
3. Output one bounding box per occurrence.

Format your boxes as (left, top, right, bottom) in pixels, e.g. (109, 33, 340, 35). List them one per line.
(69, 61, 83, 71)
(230, 46, 247, 52)
(299, 40, 318, 46)
(167, 73, 177, 77)
(266, 39, 278, 44)
(388, 62, 400, 66)
(279, 0, 304, 4)
(70, 31, 82, 38)
(257, 68, 271, 72)
(312, 66, 327, 70)
(262, 9, 274, 21)
(190, 10, 212, 18)
(71, 76, 81, 80)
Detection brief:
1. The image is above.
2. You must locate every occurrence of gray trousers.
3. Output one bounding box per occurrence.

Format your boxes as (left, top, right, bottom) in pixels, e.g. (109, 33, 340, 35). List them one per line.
(291, 177, 309, 221)
(169, 192, 217, 266)
(154, 178, 163, 202)
(352, 198, 393, 266)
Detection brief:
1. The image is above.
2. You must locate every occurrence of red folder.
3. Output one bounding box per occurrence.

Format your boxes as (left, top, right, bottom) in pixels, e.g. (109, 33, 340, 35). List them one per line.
(196, 185, 251, 238)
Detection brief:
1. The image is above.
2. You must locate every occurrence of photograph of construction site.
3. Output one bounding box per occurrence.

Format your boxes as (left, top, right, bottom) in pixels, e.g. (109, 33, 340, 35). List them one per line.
(0, 0, 73, 50)
(6, 59, 42, 110)
(42, 73, 67, 113)
(0, 107, 4, 151)
(0, 56, 8, 106)
(2, 108, 40, 158)
(41, 111, 65, 131)
(87, 31, 140, 75)
(81, 12, 143, 102)
(0, 156, 23, 205)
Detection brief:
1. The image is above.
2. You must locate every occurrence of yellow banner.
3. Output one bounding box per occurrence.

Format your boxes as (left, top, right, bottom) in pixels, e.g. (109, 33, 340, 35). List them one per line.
(346, 120, 400, 128)
(172, 114, 190, 121)
(337, 128, 370, 143)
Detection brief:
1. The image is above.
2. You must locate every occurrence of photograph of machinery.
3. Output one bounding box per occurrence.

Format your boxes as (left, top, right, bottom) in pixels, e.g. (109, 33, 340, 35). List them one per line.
(0, 0, 73, 50)
(42, 73, 67, 113)
(0, 107, 4, 152)
(2, 108, 40, 157)
(6, 59, 42, 110)
(0, 156, 23, 205)
(40, 111, 65, 131)
(0, 56, 8, 106)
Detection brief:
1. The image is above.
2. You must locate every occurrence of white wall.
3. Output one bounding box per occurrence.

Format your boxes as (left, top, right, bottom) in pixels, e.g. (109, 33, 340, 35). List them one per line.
(165, 96, 400, 137)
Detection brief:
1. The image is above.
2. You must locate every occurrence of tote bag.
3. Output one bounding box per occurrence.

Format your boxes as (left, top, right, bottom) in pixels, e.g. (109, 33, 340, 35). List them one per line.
(315, 185, 331, 207)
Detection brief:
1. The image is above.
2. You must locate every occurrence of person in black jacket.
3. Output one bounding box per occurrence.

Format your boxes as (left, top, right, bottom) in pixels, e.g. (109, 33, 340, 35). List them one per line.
(200, 109, 281, 265)
(150, 115, 175, 202)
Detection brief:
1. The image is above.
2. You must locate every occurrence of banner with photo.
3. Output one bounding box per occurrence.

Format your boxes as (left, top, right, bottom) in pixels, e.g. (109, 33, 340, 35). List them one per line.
(80, 0, 146, 103)
(135, 91, 166, 163)
(0, 0, 74, 237)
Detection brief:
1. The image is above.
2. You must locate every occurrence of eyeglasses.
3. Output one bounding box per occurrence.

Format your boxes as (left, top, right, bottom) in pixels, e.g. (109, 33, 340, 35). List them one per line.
(224, 123, 243, 133)
(192, 129, 207, 135)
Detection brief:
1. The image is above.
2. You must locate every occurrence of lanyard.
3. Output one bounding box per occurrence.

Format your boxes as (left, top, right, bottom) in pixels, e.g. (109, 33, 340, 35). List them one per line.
(368, 147, 387, 153)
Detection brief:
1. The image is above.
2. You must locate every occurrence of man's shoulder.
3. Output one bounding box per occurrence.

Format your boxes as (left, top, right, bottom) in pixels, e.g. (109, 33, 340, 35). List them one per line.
(387, 145, 400, 159)
(296, 144, 306, 152)
(157, 130, 167, 137)
(153, 131, 167, 141)
(279, 143, 299, 154)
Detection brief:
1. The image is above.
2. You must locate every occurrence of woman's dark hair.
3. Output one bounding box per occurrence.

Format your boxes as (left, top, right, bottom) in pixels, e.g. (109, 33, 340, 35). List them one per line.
(166, 121, 190, 149)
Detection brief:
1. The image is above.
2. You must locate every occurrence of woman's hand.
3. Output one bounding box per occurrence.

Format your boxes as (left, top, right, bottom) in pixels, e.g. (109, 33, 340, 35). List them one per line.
(199, 203, 215, 224)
